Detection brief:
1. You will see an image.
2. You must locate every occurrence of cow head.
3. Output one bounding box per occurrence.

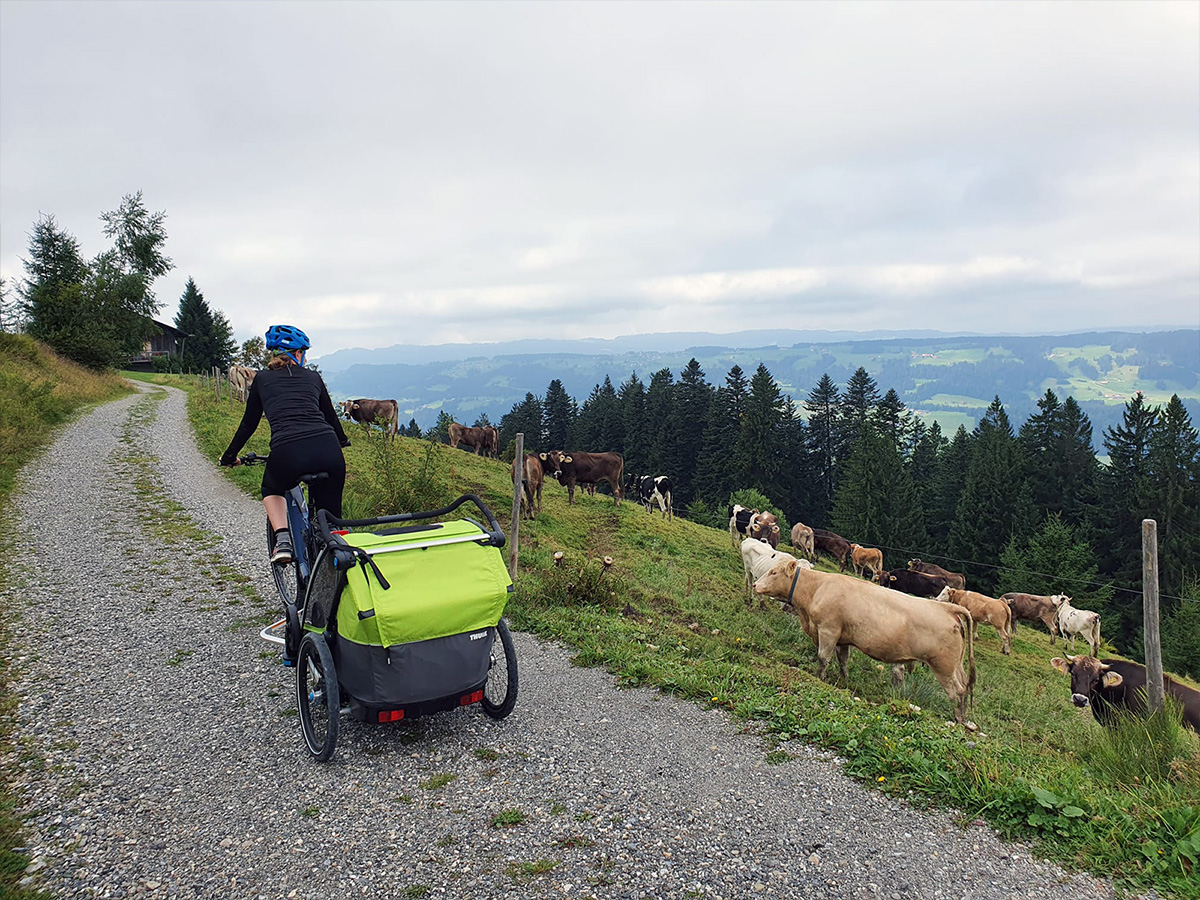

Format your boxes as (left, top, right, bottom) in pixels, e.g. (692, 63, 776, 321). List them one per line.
(1050, 594, 1072, 609)
(538, 450, 569, 476)
(934, 586, 955, 603)
(1051, 656, 1123, 707)
(907, 558, 922, 570)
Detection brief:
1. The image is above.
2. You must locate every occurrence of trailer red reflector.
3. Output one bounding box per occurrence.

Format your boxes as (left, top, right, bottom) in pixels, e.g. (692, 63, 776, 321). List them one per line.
(377, 709, 404, 722)
(460, 690, 483, 706)
(332, 529, 350, 536)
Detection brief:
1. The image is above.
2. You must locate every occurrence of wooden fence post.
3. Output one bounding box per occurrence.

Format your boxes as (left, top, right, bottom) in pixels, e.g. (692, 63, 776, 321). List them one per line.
(1143, 518, 1164, 713)
(509, 433, 524, 579)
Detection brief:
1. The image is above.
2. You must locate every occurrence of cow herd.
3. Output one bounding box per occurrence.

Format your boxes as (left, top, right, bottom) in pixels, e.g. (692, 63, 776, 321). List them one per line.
(734, 519, 1196, 734)
(307, 396, 1199, 735)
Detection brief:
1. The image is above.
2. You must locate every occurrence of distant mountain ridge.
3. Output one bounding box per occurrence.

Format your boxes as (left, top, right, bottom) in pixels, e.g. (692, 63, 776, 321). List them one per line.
(319, 329, 1200, 444)
(314, 329, 981, 371)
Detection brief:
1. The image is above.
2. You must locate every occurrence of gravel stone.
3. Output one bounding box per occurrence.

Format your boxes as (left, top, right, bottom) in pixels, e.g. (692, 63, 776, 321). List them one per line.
(3, 383, 1133, 899)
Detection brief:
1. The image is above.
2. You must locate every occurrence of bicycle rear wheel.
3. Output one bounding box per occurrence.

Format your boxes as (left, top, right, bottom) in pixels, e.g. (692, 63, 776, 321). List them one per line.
(267, 520, 303, 608)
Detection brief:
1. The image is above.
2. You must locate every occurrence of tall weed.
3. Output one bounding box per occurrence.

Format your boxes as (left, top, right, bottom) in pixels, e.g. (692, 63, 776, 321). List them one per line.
(1084, 697, 1199, 786)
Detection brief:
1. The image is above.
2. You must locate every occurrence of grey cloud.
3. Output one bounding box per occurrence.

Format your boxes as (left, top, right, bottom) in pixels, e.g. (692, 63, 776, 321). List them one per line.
(2, 1, 1197, 349)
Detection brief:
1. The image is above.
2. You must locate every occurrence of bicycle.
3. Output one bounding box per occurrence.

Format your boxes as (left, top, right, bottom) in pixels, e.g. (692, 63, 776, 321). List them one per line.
(235, 452, 329, 665)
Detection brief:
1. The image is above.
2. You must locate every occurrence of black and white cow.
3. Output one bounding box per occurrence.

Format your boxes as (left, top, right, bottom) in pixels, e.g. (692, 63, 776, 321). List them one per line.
(632, 475, 673, 520)
(728, 504, 766, 548)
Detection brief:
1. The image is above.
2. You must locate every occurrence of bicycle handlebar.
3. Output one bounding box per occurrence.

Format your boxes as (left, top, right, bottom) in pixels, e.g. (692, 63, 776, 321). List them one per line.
(316, 494, 506, 549)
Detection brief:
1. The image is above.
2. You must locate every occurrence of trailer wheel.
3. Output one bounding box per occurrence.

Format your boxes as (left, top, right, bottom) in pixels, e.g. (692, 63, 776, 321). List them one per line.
(481, 618, 518, 719)
(297, 632, 339, 761)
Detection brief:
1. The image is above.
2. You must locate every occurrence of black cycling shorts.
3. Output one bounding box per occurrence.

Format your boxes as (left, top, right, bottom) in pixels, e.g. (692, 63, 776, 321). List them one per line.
(261, 433, 346, 518)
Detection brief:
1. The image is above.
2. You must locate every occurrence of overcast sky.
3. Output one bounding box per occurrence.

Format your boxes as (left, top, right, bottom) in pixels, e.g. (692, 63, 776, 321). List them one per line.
(2, 1, 1197, 355)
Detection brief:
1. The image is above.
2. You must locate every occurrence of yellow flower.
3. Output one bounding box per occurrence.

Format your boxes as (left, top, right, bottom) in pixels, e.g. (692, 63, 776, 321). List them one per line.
(878, 776, 886, 782)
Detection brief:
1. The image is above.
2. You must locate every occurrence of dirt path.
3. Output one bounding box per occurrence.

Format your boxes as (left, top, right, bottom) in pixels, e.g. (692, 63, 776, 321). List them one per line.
(4, 384, 1121, 899)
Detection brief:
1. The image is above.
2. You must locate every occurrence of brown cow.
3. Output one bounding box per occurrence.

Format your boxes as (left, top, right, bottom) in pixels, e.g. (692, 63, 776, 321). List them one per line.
(936, 587, 1013, 655)
(228, 365, 256, 403)
(447, 422, 492, 454)
(556, 451, 624, 505)
(812, 528, 851, 572)
(849, 543, 884, 580)
(511, 451, 565, 519)
(1051, 656, 1200, 732)
(340, 398, 399, 439)
(790, 522, 815, 560)
(483, 425, 500, 459)
(755, 511, 782, 549)
(1002, 592, 1061, 642)
(907, 558, 966, 590)
(754, 560, 976, 724)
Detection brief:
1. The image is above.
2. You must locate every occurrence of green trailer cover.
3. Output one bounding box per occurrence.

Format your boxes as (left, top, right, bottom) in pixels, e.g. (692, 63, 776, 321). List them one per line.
(335, 521, 511, 650)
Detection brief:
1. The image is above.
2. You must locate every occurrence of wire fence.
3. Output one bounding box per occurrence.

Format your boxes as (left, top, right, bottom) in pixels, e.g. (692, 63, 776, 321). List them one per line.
(865, 541, 1187, 605)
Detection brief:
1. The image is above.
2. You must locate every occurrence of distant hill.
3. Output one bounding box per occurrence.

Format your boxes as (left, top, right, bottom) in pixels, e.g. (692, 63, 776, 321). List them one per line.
(318, 329, 1200, 442)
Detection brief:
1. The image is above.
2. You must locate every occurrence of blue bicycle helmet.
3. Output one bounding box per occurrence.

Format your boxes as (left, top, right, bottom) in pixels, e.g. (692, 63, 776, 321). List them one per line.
(264, 324, 311, 353)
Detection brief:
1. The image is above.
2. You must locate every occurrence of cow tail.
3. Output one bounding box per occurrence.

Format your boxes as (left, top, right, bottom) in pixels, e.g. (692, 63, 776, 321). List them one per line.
(959, 608, 976, 708)
(389, 403, 399, 438)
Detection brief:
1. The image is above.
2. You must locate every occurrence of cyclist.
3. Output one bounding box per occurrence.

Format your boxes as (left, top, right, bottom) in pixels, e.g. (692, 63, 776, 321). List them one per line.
(220, 325, 351, 564)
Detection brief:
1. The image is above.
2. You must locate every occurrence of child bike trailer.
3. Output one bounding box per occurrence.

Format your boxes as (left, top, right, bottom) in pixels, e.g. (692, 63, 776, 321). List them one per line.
(296, 494, 517, 760)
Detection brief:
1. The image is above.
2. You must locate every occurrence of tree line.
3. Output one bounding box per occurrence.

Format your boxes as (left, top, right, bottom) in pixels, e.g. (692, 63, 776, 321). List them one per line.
(486, 359, 1199, 677)
(4, 193, 261, 375)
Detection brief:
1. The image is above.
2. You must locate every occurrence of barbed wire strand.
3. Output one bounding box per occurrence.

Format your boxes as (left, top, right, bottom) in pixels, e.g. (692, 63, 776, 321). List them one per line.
(862, 542, 1188, 605)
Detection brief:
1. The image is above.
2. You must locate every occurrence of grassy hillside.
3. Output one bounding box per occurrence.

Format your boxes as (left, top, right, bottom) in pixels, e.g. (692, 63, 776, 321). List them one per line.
(172, 375, 1200, 897)
(0, 335, 132, 500)
(0, 335, 132, 900)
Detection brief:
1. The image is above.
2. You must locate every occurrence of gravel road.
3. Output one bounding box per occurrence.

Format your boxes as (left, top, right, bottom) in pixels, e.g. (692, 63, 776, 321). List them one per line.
(5, 384, 1126, 900)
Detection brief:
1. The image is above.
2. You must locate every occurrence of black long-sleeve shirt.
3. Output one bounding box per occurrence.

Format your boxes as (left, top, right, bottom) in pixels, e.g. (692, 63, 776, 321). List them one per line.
(221, 366, 349, 463)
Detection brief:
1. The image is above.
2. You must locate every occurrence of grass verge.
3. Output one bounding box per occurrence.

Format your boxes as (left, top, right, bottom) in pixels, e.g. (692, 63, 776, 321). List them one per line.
(1, 336, 131, 900)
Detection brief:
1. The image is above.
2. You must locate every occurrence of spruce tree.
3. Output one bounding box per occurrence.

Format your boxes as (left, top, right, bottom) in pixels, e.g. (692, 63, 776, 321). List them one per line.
(543, 379, 575, 451)
(837, 367, 880, 460)
(695, 381, 740, 506)
(832, 424, 926, 567)
(1146, 394, 1200, 603)
(739, 363, 784, 496)
(1162, 580, 1200, 680)
(499, 392, 544, 452)
(804, 374, 841, 525)
(645, 368, 675, 474)
(908, 420, 945, 518)
(618, 373, 648, 475)
(668, 358, 713, 508)
(947, 398, 1031, 594)
(928, 425, 971, 554)
(1096, 392, 1158, 642)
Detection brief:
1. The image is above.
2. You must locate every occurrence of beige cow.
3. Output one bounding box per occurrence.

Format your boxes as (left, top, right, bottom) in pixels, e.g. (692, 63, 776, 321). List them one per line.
(790, 522, 815, 560)
(228, 365, 256, 403)
(754, 560, 976, 724)
(936, 587, 1013, 655)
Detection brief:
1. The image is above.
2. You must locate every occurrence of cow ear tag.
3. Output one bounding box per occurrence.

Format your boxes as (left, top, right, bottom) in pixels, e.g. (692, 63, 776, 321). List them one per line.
(1101, 671, 1123, 688)
(1050, 658, 1069, 675)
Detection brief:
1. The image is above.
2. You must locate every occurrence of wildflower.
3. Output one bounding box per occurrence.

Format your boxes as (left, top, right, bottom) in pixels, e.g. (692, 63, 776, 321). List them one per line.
(878, 776, 886, 782)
